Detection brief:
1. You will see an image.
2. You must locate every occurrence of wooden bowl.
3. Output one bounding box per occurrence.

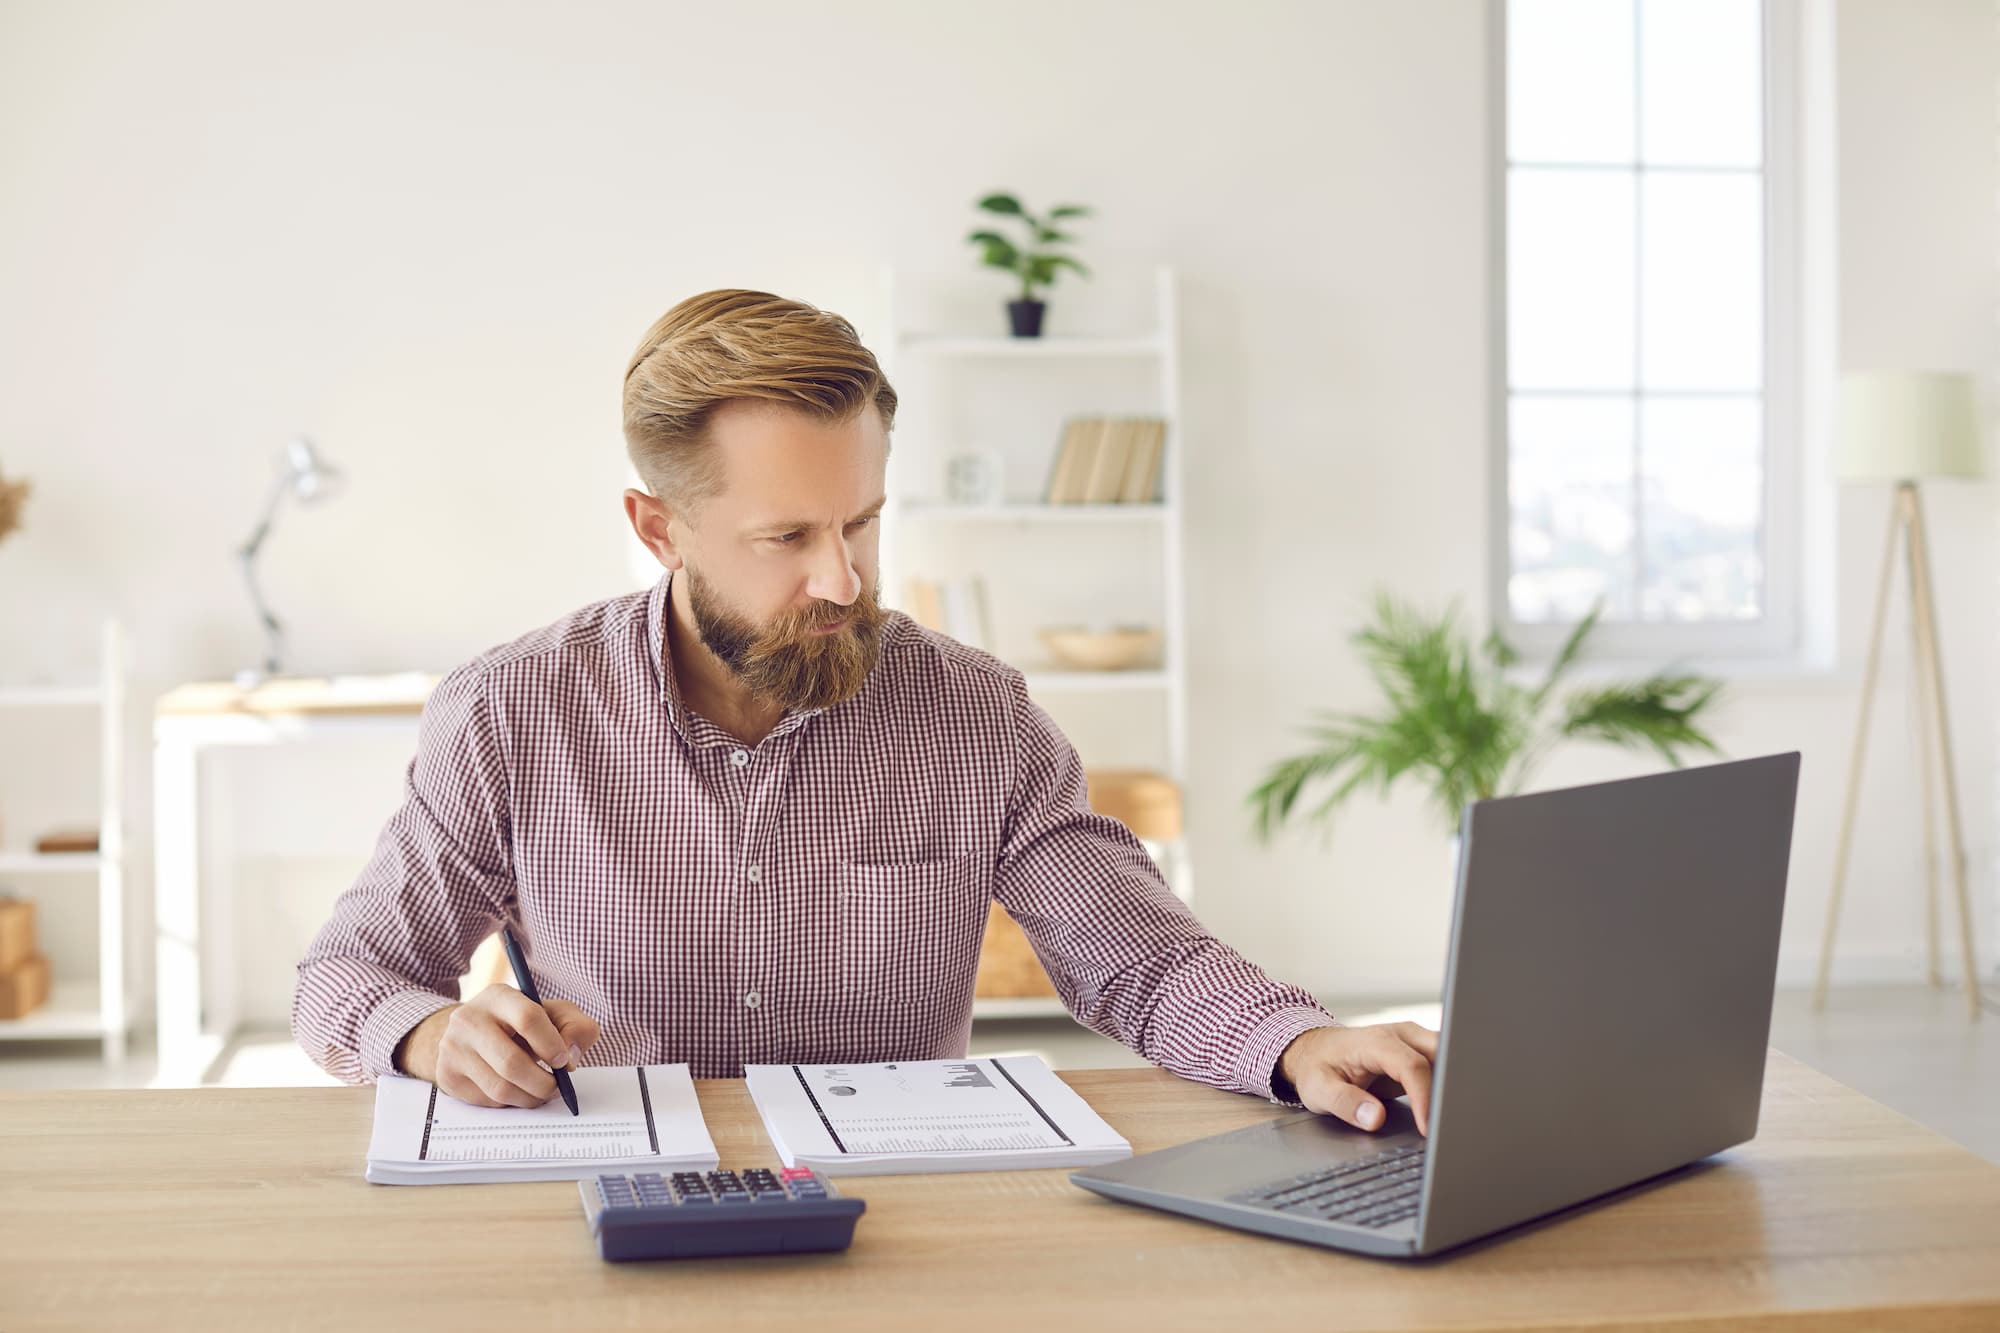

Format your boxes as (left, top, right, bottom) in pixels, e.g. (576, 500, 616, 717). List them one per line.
(1038, 625, 1162, 672)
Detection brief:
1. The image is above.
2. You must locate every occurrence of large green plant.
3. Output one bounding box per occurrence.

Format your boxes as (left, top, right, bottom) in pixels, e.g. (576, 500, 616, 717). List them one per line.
(967, 192, 1092, 302)
(1248, 594, 1724, 841)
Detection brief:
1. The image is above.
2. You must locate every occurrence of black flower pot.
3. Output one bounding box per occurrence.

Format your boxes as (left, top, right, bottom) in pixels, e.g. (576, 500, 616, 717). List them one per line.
(1007, 298, 1046, 338)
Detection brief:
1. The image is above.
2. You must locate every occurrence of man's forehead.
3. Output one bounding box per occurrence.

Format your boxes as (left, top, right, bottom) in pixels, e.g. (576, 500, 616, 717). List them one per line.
(703, 401, 887, 524)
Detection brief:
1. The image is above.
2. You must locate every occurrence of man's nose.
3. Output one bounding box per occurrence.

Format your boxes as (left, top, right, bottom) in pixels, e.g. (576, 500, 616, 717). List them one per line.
(804, 536, 861, 606)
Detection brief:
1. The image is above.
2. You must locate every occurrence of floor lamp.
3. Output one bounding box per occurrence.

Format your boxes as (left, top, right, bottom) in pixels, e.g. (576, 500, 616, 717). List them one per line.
(1815, 371, 1986, 1021)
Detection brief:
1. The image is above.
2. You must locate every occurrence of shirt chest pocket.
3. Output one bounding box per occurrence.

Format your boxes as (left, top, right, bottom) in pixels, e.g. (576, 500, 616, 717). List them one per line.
(836, 855, 989, 1004)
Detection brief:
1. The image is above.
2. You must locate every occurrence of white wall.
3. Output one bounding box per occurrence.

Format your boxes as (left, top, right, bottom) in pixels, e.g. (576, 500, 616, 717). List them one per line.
(0, 0, 1991, 1031)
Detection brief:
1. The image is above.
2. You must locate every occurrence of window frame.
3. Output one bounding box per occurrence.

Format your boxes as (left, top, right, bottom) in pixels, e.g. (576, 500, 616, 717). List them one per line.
(1488, 0, 1804, 664)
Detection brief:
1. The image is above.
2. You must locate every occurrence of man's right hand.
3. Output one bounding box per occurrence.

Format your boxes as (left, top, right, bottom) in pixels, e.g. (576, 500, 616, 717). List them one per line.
(394, 984, 602, 1108)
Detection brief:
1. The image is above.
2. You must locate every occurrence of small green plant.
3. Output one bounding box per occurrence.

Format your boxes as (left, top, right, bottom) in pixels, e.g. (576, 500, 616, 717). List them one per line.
(967, 192, 1092, 302)
(1248, 593, 1724, 841)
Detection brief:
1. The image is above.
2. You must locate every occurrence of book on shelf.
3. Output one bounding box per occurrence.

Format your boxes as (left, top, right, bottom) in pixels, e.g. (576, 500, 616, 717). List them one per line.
(904, 575, 992, 651)
(1079, 418, 1134, 504)
(1043, 417, 1096, 504)
(1117, 418, 1166, 503)
(1041, 416, 1167, 505)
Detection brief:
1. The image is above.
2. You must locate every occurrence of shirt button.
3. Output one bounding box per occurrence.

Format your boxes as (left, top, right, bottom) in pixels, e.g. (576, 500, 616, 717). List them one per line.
(746, 865, 762, 884)
(730, 749, 749, 768)
(744, 990, 762, 1010)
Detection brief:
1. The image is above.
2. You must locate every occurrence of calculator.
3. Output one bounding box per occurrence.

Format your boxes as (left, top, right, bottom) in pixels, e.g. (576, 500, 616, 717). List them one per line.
(578, 1167, 866, 1261)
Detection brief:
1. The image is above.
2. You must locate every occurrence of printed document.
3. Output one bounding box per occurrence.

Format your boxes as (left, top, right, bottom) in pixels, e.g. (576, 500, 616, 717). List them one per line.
(744, 1055, 1131, 1176)
(365, 1064, 718, 1184)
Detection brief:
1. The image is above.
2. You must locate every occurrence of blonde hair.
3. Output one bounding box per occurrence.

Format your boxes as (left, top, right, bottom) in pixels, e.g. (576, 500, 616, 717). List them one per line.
(622, 289, 898, 506)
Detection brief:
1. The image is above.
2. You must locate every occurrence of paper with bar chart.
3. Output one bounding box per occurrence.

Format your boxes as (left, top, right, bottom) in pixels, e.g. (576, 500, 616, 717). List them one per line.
(744, 1055, 1131, 1176)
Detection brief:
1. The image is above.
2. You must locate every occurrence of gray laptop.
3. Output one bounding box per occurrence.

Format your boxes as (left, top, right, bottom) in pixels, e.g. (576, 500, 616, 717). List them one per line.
(1071, 752, 1800, 1259)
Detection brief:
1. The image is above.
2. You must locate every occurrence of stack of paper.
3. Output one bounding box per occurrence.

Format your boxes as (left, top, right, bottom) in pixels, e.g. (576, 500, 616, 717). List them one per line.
(744, 1055, 1132, 1176)
(365, 1064, 718, 1185)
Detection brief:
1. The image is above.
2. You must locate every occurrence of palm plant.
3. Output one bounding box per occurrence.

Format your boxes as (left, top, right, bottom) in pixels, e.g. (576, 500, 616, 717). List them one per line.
(1248, 593, 1724, 842)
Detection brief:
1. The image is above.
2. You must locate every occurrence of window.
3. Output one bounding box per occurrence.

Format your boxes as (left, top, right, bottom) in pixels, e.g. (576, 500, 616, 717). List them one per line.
(1495, 0, 1799, 658)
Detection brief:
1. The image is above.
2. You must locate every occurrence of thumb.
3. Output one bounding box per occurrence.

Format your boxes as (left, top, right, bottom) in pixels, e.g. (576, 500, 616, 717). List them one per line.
(1305, 1074, 1386, 1131)
(542, 999, 601, 1060)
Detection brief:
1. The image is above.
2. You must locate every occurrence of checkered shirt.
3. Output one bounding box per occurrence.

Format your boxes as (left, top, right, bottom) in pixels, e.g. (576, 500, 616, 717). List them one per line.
(292, 572, 1340, 1105)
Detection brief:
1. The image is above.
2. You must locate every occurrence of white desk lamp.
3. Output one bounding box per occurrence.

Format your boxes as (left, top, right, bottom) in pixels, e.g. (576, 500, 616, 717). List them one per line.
(235, 435, 343, 689)
(1815, 371, 1986, 1020)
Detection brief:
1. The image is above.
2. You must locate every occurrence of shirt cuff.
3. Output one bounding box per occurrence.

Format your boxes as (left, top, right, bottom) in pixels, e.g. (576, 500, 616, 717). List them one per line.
(1235, 1006, 1345, 1107)
(360, 988, 460, 1081)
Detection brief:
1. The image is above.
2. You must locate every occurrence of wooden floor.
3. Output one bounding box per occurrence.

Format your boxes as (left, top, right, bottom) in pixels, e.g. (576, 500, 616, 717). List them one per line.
(3, 983, 1996, 1163)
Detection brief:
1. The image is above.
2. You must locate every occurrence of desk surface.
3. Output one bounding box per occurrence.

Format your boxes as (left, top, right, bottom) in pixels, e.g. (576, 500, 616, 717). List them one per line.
(154, 673, 439, 719)
(3, 1050, 1997, 1332)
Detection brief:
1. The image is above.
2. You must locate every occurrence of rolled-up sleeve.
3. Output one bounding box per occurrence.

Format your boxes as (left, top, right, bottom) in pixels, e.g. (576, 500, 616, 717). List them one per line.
(291, 664, 516, 1083)
(990, 676, 1341, 1105)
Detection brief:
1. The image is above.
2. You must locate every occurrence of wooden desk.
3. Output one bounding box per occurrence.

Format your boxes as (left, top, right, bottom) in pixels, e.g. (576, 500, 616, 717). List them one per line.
(6, 1056, 1995, 1330)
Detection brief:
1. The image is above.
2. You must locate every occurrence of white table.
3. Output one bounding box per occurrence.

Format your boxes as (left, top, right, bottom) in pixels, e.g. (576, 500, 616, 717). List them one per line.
(151, 674, 436, 1085)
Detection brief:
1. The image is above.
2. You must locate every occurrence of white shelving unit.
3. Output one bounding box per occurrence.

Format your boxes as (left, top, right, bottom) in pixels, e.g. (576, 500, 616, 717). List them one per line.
(0, 620, 129, 1062)
(879, 264, 1191, 1020)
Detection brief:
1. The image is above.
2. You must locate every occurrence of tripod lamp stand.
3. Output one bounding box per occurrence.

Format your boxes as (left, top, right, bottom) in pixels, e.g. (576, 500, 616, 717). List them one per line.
(1814, 371, 1986, 1021)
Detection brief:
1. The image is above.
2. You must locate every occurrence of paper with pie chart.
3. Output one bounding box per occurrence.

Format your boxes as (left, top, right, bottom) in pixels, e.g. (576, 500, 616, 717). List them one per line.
(744, 1055, 1132, 1176)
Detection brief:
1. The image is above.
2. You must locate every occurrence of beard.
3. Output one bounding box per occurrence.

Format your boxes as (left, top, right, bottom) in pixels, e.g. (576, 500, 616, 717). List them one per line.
(685, 566, 886, 712)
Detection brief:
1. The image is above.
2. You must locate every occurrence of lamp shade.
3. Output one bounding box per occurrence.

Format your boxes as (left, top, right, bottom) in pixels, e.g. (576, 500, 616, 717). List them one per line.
(1836, 371, 1985, 481)
(282, 435, 344, 503)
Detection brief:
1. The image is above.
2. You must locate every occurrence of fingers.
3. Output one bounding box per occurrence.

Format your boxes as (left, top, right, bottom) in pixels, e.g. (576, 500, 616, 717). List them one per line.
(430, 985, 605, 1108)
(543, 999, 602, 1062)
(474, 1017, 559, 1103)
(1381, 1043, 1433, 1136)
(433, 990, 557, 1108)
(442, 1051, 544, 1109)
(1295, 1025, 1440, 1136)
(483, 985, 573, 1068)
(1392, 1021, 1440, 1061)
(435, 1028, 546, 1109)
(1300, 1072, 1389, 1132)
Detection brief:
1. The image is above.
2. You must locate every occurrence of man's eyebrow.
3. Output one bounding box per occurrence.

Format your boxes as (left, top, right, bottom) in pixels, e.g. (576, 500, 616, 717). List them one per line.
(751, 496, 887, 536)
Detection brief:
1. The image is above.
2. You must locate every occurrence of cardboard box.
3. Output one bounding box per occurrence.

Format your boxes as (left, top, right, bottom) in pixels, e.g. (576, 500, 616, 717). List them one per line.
(0, 897, 35, 974)
(973, 903, 1058, 1000)
(0, 952, 50, 1020)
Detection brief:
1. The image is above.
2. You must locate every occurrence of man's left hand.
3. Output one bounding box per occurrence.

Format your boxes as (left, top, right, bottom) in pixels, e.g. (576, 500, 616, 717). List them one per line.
(1277, 1022, 1438, 1136)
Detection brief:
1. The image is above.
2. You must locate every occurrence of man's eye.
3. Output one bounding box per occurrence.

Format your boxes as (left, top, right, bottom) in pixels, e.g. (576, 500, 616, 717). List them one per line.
(773, 532, 802, 545)
(848, 516, 876, 530)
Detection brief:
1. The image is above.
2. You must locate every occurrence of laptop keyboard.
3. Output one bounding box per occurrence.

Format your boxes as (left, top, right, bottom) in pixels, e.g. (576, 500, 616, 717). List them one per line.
(1231, 1142, 1428, 1230)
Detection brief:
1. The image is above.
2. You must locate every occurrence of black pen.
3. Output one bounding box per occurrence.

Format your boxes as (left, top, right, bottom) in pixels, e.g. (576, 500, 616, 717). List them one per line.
(501, 925, 580, 1116)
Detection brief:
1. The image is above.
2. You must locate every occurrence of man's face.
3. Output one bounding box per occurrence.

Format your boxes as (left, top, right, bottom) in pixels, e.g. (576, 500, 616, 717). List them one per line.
(672, 400, 889, 712)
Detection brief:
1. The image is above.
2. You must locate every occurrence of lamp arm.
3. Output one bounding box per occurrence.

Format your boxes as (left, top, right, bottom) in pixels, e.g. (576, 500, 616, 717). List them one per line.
(236, 473, 294, 676)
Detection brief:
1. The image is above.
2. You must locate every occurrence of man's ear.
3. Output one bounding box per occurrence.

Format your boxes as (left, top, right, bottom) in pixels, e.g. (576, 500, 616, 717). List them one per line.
(623, 487, 687, 571)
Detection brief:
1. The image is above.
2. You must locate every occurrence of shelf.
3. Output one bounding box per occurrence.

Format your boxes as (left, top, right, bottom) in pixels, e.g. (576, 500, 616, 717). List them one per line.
(896, 333, 1164, 358)
(971, 996, 1072, 1020)
(0, 980, 125, 1040)
(898, 501, 1172, 524)
(1023, 670, 1171, 692)
(0, 852, 107, 874)
(0, 686, 103, 708)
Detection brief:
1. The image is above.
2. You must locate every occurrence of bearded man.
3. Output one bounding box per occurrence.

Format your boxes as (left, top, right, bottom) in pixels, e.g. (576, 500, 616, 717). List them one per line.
(293, 289, 1437, 1136)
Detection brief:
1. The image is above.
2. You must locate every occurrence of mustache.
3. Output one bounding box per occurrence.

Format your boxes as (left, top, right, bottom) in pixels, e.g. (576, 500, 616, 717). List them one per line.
(770, 589, 880, 638)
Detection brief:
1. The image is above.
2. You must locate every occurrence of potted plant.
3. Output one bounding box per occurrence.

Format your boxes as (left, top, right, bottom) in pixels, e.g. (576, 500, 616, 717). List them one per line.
(1248, 593, 1724, 847)
(967, 192, 1092, 337)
